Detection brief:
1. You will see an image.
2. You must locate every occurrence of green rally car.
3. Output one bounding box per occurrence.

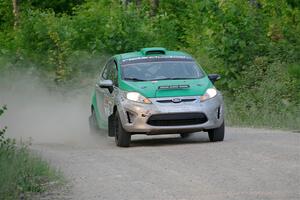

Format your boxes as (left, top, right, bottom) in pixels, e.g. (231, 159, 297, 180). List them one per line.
(89, 47, 224, 147)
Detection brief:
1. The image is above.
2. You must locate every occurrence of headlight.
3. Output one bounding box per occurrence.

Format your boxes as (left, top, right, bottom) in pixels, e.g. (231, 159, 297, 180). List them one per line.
(200, 88, 217, 102)
(126, 92, 152, 104)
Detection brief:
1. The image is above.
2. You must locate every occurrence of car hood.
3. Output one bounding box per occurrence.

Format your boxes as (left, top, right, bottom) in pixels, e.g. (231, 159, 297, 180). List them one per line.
(119, 77, 213, 98)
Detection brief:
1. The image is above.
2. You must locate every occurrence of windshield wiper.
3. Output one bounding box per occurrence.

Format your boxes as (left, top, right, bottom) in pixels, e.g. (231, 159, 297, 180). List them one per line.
(124, 77, 147, 81)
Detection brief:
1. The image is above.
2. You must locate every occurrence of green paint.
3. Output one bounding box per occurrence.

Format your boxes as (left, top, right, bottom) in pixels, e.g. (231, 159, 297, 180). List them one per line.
(119, 78, 212, 98)
(91, 90, 108, 129)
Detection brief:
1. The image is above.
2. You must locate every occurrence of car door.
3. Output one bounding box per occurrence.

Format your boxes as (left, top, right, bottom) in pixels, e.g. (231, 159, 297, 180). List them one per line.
(95, 59, 117, 126)
(103, 60, 118, 119)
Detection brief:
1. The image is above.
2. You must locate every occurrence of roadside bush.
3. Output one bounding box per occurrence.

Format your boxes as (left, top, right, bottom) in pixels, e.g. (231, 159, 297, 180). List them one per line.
(0, 105, 9, 148)
(0, 106, 62, 199)
(226, 61, 300, 129)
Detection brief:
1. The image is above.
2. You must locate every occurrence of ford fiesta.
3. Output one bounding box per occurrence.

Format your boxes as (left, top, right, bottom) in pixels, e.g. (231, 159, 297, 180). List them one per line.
(89, 47, 224, 147)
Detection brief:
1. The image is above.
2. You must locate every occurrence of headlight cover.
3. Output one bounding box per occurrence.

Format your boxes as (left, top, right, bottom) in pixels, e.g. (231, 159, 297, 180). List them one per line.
(200, 88, 217, 102)
(126, 92, 152, 104)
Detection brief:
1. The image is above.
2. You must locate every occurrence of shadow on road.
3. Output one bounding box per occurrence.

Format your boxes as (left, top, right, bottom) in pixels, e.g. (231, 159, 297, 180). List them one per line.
(130, 133, 210, 147)
(90, 130, 213, 148)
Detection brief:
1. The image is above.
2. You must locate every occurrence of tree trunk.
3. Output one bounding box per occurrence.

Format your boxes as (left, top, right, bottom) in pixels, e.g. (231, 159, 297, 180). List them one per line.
(249, 0, 261, 8)
(151, 0, 159, 16)
(136, 0, 141, 7)
(12, 0, 19, 29)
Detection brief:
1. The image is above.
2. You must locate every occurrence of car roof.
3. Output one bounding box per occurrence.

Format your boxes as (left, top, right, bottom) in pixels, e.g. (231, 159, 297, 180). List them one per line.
(115, 47, 192, 62)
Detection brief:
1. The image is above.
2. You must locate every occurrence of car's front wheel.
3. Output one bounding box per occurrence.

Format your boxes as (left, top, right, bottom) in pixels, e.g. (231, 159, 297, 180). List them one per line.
(114, 112, 131, 147)
(208, 121, 225, 142)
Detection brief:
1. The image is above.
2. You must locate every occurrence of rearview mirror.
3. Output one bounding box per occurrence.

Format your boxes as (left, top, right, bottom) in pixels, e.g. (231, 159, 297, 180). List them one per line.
(98, 80, 114, 93)
(208, 74, 221, 84)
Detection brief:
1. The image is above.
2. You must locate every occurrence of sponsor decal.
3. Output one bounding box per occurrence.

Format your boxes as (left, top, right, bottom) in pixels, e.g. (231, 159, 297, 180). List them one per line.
(158, 85, 190, 90)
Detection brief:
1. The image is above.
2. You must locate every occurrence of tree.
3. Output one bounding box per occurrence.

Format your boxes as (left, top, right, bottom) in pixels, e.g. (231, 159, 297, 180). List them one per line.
(150, 0, 159, 16)
(12, 0, 18, 29)
(28, 0, 84, 14)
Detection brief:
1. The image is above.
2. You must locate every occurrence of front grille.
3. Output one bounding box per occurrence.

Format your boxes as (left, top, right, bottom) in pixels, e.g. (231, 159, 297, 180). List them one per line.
(147, 112, 208, 126)
(156, 98, 196, 103)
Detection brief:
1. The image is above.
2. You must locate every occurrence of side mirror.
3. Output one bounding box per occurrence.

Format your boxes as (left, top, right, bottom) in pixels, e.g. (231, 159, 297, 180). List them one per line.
(208, 74, 221, 84)
(98, 80, 114, 93)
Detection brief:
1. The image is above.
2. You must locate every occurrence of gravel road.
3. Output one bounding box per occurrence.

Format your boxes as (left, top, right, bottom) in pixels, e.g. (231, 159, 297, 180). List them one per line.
(33, 127, 300, 200)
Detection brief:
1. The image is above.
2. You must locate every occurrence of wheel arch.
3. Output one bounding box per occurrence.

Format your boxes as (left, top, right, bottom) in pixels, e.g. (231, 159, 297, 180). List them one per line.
(108, 105, 118, 137)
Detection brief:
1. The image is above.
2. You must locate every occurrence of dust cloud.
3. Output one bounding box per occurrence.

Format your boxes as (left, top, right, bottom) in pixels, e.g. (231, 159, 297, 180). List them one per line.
(0, 70, 104, 147)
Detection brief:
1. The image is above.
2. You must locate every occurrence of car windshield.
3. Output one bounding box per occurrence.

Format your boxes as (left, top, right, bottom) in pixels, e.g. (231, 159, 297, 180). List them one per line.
(121, 61, 204, 81)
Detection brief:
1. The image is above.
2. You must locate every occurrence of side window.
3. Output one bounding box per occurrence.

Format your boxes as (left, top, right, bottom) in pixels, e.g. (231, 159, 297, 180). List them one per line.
(103, 60, 118, 86)
(108, 61, 118, 86)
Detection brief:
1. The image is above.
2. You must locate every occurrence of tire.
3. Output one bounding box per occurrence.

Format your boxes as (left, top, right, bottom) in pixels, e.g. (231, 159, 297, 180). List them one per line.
(114, 112, 131, 147)
(180, 133, 193, 139)
(89, 109, 99, 134)
(208, 121, 225, 142)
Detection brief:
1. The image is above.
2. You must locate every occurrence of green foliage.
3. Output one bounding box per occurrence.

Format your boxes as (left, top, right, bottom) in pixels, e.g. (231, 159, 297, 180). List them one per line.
(0, 0, 13, 31)
(0, 105, 9, 146)
(185, 0, 268, 89)
(29, 0, 84, 14)
(0, 105, 7, 117)
(0, 0, 299, 129)
(0, 145, 62, 199)
(226, 61, 300, 129)
(0, 105, 62, 199)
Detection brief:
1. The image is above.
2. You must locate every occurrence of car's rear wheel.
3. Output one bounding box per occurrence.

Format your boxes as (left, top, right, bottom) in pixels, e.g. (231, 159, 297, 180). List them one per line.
(208, 121, 225, 142)
(89, 109, 99, 134)
(180, 133, 193, 139)
(114, 112, 131, 147)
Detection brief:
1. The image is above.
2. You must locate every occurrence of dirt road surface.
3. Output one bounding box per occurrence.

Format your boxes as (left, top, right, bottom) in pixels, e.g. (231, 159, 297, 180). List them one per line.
(30, 127, 299, 200)
(1, 78, 299, 200)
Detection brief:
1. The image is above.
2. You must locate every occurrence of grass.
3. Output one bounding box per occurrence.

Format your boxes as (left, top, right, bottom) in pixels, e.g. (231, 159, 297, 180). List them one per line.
(223, 61, 300, 131)
(225, 101, 300, 131)
(0, 144, 63, 200)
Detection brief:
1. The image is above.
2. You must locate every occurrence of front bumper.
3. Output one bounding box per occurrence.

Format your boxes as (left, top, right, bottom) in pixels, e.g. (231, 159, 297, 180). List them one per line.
(117, 93, 224, 134)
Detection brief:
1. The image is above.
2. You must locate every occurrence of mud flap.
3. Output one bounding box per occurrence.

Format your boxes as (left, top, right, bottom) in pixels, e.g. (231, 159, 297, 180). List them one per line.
(108, 114, 115, 137)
